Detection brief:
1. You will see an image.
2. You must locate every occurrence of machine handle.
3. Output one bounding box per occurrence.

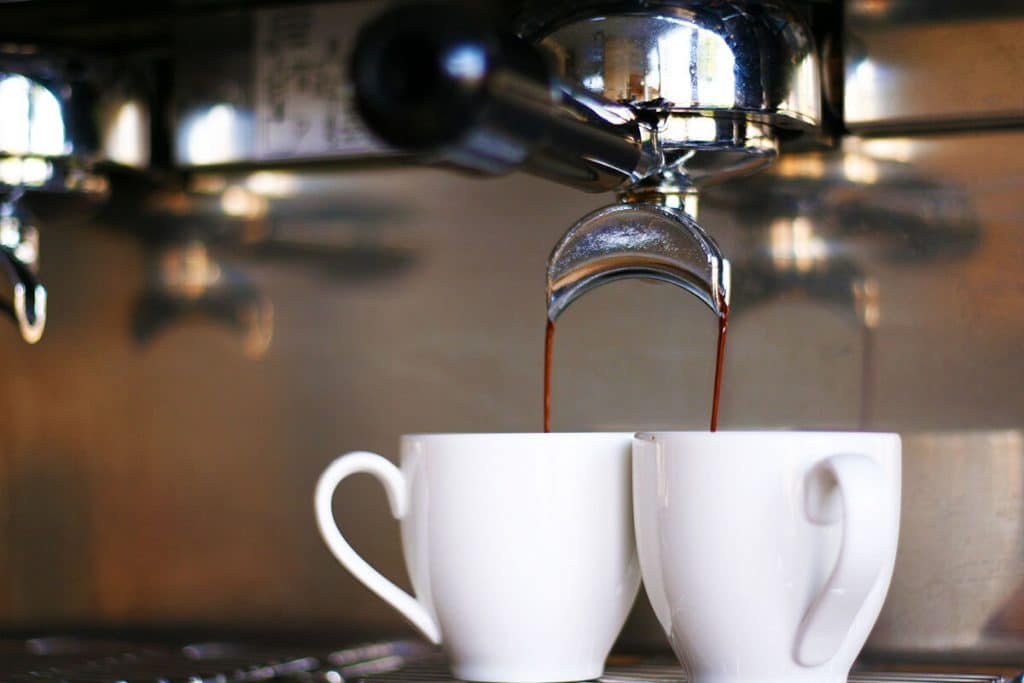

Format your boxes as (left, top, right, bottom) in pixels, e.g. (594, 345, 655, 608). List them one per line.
(351, 1, 658, 192)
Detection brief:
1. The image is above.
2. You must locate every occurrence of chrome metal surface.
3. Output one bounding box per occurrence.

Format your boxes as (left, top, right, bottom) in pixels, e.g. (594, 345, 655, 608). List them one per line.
(96, 88, 151, 170)
(625, 119, 779, 190)
(135, 240, 274, 359)
(538, 3, 821, 128)
(0, 50, 120, 344)
(865, 431, 1024, 663)
(174, 1, 391, 167)
(547, 202, 729, 320)
(350, 1, 818, 319)
(0, 69, 94, 194)
(0, 39, 150, 173)
(534, 0, 821, 187)
(171, 0, 821, 181)
(438, 73, 661, 192)
(845, 1, 1024, 134)
(351, 0, 820, 195)
(350, 2, 660, 193)
(0, 195, 45, 343)
(104, 170, 418, 358)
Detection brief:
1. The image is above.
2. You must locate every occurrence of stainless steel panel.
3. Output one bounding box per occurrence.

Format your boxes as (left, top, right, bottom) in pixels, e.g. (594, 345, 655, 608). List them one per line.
(845, 1, 1024, 133)
(867, 432, 1024, 663)
(174, 1, 389, 167)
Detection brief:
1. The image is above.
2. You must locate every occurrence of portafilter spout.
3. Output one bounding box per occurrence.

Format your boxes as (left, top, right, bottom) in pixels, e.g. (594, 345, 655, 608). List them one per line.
(547, 202, 730, 322)
(351, 0, 819, 320)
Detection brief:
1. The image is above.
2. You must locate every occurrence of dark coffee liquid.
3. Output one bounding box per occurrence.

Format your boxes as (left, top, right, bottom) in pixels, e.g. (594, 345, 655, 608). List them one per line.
(710, 300, 729, 432)
(543, 300, 730, 432)
(543, 319, 555, 433)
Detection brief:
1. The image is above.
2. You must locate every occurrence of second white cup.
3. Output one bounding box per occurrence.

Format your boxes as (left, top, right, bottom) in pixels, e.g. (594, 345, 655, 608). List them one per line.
(633, 431, 901, 683)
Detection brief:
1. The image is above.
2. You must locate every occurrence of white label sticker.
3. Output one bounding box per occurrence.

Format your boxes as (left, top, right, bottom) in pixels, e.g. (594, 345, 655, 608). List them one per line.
(253, 1, 387, 160)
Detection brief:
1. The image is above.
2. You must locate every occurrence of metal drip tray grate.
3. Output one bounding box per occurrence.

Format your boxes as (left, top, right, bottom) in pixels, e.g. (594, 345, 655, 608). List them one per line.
(0, 638, 1015, 683)
(360, 662, 1014, 683)
(0, 638, 440, 683)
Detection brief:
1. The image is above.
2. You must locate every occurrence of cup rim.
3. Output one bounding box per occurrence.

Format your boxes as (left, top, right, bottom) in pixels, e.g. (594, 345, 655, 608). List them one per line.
(636, 430, 901, 442)
(400, 431, 634, 440)
(400, 431, 900, 440)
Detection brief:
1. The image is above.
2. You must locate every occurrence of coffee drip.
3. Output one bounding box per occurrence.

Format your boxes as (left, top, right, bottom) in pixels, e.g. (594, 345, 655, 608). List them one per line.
(543, 319, 555, 434)
(544, 202, 731, 433)
(710, 300, 729, 432)
(544, 302, 729, 433)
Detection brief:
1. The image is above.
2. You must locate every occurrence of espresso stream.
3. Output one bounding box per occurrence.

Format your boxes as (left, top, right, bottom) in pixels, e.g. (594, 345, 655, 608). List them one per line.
(543, 319, 555, 433)
(710, 300, 729, 432)
(544, 301, 730, 432)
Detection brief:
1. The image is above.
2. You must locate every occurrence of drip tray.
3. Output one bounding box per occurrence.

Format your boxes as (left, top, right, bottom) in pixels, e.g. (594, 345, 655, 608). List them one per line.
(363, 659, 1015, 683)
(0, 638, 1016, 683)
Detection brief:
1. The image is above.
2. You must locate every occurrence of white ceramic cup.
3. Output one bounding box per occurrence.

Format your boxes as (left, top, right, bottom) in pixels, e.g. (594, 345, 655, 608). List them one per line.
(633, 431, 901, 683)
(315, 433, 641, 683)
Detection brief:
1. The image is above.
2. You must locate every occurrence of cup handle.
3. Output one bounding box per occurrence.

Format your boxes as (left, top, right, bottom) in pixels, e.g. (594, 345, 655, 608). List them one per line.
(794, 453, 885, 667)
(314, 451, 441, 644)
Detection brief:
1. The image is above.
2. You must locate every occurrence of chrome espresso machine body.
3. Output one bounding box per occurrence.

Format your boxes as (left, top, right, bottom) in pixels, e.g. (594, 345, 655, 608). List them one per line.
(0, 0, 1021, 677)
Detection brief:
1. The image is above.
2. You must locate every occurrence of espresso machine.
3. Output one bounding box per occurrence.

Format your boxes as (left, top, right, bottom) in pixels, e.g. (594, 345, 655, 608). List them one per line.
(0, 0, 1021, 681)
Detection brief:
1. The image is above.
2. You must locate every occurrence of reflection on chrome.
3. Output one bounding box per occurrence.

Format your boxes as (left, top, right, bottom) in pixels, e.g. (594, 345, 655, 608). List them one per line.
(869, 430, 1024, 659)
(852, 138, 916, 164)
(650, 24, 736, 107)
(159, 241, 223, 300)
(528, 0, 819, 201)
(0, 211, 37, 266)
(779, 54, 820, 126)
(188, 174, 229, 196)
(0, 156, 52, 187)
(221, 185, 269, 220)
(138, 239, 274, 359)
(443, 44, 487, 83)
(12, 278, 44, 344)
(66, 172, 109, 196)
(843, 154, 880, 185)
(853, 278, 881, 328)
(182, 104, 243, 165)
(540, 6, 818, 126)
(774, 155, 828, 180)
(0, 198, 45, 344)
(769, 216, 829, 273)
(0, 74, 67, 157)
(0, 69, 112, 193)
(102, 98, 149, 168)
(245, 171, 299, 198)
(845, 59, 885, 124)
(547, 202, 730, 321)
